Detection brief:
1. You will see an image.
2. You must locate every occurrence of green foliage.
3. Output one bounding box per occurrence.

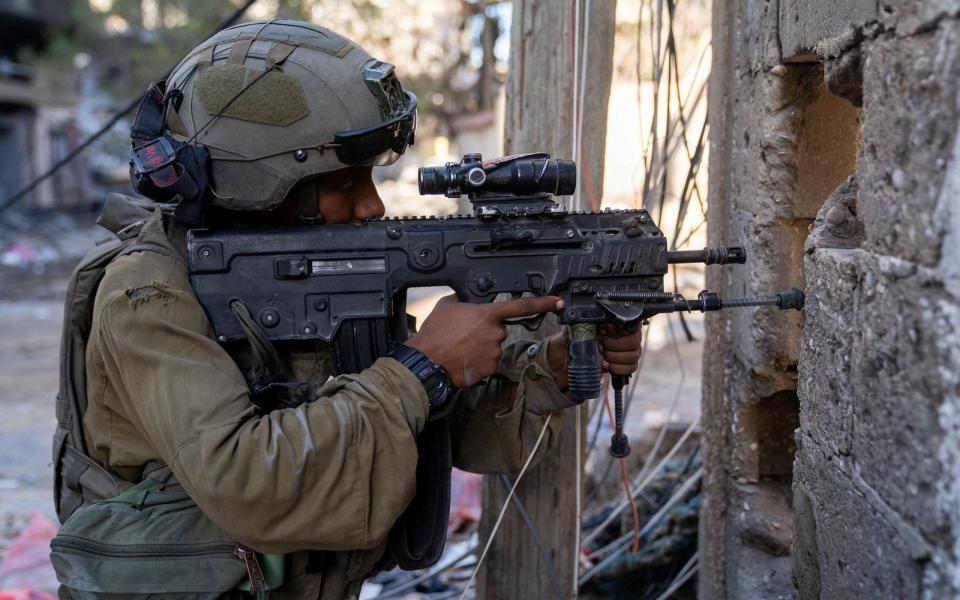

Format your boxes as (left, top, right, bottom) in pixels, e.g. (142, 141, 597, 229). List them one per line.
(28, 1, 308, 101)
(26, 0, 507, 120)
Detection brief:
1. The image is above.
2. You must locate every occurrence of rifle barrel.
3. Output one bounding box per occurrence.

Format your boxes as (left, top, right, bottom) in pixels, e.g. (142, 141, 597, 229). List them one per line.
(667, 246, 746, 265)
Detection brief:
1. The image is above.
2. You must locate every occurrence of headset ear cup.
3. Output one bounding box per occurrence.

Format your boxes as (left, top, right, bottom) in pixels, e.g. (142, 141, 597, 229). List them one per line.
(128, 134, 211, 226)
(172, 143, 211, 226)
(129, 160, 177, 203)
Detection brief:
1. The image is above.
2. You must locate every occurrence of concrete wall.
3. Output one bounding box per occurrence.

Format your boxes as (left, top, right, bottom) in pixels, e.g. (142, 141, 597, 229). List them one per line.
(703, 0, 960, 597)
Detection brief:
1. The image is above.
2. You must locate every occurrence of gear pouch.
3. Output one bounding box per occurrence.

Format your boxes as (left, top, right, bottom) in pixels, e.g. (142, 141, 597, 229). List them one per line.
(50, 478, 282, 599)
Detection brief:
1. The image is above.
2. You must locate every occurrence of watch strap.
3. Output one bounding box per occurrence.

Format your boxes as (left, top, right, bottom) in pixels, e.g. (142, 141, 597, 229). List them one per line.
(388, 343, 453, 409)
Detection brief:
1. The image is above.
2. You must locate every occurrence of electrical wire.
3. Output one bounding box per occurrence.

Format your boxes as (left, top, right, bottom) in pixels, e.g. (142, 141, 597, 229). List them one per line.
(578, 467, 702, 586)
(652, 554, 699, 600)
(574, 401, 584, 592)
(571, 0, 589, 593)
(0, 0, 260, 217)
(602, 387, 641, 554)
(497, 474, 565, 600)
(458, 414, 553, 600)
(589, 466, 702, 562)
(581, 415, 699, 549)
(376, 543, 479, 599)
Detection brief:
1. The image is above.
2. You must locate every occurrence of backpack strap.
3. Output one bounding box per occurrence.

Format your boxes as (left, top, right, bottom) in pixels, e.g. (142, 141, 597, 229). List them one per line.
(54, 225, 178, 523)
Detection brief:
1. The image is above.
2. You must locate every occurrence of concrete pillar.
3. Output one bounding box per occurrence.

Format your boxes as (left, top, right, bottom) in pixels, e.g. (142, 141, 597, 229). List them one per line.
(704, 0, 960, 597)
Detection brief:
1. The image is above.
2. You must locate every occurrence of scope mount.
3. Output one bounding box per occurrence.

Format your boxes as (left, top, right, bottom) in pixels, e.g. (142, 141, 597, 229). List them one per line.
(472, 193, 567, 220)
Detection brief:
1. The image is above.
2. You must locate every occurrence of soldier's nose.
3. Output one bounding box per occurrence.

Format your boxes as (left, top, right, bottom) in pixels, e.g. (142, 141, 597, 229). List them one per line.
(352, 187, 385, 222)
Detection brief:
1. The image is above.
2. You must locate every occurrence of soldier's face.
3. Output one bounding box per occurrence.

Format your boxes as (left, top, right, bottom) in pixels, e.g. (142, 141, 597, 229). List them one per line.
(315, 166, 385, 224)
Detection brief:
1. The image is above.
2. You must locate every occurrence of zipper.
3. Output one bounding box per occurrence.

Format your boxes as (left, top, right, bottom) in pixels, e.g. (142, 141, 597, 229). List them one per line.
(52, 536, 269, 597)
(51, 535, 236, 558)
(235, 545, 268, 599)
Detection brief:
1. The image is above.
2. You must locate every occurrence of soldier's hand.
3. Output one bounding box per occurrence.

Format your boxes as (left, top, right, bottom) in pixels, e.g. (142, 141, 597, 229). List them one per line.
(407, 294, 563, 387)
(598, 324, 643, 376)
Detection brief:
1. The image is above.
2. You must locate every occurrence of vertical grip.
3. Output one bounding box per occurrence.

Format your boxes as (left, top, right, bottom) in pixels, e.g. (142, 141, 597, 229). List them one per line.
(567, 324, 601, 403)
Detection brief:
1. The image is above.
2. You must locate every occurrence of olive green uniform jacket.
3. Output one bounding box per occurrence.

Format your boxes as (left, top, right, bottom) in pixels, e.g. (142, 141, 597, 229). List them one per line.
(81, 210, 575, 599)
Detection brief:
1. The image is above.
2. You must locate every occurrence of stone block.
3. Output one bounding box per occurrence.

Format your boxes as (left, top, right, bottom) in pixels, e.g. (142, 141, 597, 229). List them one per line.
(858, 20, 960, 267)
(792, 440, 928, 598)
(799, 247, 860, 457)
(847, 250, 960, 539)
(779, 0, 878, 61)
(879, 0, 960, 37)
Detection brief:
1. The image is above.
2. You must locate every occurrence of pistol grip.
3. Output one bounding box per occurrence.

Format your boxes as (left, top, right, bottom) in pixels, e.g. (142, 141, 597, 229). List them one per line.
(567, 324, 601, 403)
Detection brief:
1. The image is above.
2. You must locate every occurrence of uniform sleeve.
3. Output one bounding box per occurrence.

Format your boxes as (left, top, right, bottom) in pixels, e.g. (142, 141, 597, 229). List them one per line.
(95, 283, 428, 555)
(450, 339, 577, 475)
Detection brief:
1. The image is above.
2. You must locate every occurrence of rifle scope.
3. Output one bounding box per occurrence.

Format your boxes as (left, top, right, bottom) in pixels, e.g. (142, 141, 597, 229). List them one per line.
(418, 152, 577, 198)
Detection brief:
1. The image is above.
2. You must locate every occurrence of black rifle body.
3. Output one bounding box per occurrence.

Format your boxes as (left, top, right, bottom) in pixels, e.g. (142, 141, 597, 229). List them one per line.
(188, 208, 671, 344)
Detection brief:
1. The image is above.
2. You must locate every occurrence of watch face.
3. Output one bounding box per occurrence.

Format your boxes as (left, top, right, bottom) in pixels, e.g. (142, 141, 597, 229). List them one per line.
(389, 343, 453, 408)
(426, 369, 452, 407)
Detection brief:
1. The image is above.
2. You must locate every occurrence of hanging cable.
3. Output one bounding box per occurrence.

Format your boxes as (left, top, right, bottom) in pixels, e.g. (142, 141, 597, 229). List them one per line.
(579, 467, 702, 586)
(497, 475, 565, 600)
(602, 384, 641, 554)
(376, 542, 479, 599)
(652, 552, 699, 600)
(581, 415, 699, 549)
(570, 0, 585, 593)
(0, 0, 259, 217)
(458, 414, 553, 600)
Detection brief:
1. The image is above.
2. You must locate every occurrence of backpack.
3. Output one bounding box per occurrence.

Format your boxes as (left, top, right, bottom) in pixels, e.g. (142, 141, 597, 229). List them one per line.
(52, 194, 176, 523)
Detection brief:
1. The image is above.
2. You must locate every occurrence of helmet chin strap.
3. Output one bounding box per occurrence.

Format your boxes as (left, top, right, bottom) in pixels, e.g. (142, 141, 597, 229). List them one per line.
(297, 179, 324, 225)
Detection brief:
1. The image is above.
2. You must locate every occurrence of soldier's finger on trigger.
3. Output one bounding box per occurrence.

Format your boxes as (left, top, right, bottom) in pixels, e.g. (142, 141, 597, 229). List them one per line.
(493, 295, 561, 320)
(437, 293, 458, 306)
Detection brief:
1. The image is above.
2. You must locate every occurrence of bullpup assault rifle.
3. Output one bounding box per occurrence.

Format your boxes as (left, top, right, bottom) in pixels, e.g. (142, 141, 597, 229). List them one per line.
(188, 152, 803, 460)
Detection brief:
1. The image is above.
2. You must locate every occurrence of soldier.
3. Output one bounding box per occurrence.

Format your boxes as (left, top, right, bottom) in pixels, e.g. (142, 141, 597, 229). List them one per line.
(54, 20, 642, 599)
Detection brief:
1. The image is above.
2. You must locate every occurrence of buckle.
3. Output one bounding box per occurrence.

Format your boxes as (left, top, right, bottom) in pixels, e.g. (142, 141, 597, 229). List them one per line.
(130, 137, 177, 175)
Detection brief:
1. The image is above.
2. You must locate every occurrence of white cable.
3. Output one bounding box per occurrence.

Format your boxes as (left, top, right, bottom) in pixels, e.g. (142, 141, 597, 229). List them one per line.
(654, 551, 699, 600)
(579, 467, 702, 586)
(573, 0, 588, 210)
(574, 401, 583, 594)
(458, 413, 553, 600)
(635, 314, 687, 484)
(653, 560, 699, 600)
(581, 415, 700, 548)
(572, 2, 591, 595)
(572, 0, 581, 209)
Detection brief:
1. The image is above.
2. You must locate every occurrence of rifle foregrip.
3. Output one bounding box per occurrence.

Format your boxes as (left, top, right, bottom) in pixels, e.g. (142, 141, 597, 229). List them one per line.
(568, 324, 601, 403)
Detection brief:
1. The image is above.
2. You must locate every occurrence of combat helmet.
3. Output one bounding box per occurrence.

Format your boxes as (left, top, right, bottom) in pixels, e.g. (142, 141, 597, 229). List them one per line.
(129, 19, 416, 218)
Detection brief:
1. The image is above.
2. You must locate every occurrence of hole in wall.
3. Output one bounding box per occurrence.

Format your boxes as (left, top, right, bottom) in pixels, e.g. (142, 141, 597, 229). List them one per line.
(743, 390, 801, 479)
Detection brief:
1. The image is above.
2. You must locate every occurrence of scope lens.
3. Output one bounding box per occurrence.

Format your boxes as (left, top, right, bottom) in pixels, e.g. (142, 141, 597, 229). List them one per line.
(418, 166, 446, 195)
(554, 160, 577, 196)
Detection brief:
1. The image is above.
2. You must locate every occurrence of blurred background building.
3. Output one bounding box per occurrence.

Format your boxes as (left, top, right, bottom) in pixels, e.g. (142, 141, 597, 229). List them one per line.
(0, 0, 92, 211)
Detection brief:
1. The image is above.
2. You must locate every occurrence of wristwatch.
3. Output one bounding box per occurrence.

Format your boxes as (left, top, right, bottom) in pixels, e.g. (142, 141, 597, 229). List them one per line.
(388, 343, 453, 410)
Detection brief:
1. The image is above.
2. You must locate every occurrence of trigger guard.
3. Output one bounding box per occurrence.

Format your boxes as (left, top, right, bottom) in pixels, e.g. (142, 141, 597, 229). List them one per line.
(505, 313, 547, 331)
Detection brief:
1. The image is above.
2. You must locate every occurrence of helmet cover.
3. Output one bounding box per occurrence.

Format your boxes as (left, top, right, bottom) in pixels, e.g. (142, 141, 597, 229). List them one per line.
(163, 20, 415, 212)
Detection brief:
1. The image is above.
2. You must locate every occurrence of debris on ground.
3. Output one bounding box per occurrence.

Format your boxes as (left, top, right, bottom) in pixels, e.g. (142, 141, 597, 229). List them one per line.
(0, 512, 58, 596)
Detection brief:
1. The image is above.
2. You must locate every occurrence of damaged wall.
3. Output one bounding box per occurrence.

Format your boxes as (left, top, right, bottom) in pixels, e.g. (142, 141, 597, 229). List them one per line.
(703, 0, 960, 597)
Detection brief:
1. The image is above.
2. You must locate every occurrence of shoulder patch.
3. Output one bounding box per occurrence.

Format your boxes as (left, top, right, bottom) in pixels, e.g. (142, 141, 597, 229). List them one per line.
(196, 64, 309, 127)
(125, 282, 176, 307)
